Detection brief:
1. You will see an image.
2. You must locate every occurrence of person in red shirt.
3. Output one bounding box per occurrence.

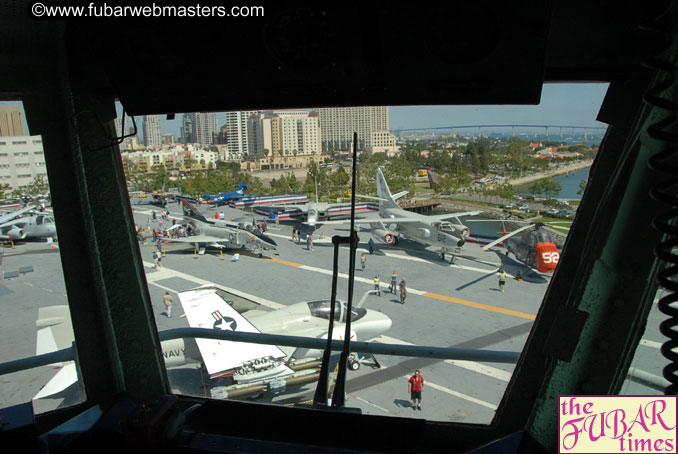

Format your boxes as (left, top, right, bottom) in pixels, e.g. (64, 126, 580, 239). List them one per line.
(408, 369, 424, 410)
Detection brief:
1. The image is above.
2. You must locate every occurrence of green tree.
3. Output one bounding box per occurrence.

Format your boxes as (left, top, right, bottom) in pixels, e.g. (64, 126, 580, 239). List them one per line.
(0, 183, 10, 199)
(578, 179, 587, 195)
(528, 178, 562, 199)
(28, 175, 49, 194)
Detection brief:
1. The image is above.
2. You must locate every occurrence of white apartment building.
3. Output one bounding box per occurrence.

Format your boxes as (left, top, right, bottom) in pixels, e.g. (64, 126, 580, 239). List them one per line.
(122, 146, 218, 173)
(227, 110, 258, 157)
(276, 110, 321, 156)
(143, 115, 162, 147)
(370, 130, 399, 156)
(315, 106, 389, 151)
(0, 135, 48, 191)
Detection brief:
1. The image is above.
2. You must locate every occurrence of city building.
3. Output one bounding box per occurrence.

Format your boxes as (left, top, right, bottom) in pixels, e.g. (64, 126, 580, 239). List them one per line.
(314, 106, 389, 151)
(191, 112, 218, 146)
(113, 116, 137, 150)
(213, 124, 228, 145)
(181, 114, 193, 144)
(370, 130, 399, 156)
(161, 134, 175, 146)
(143, 115, 162, 147)
(120, 145, 218, 175)
(226, 110, 258, 157)
(0, 105, 26, 137)
(0, 135, 48, 191)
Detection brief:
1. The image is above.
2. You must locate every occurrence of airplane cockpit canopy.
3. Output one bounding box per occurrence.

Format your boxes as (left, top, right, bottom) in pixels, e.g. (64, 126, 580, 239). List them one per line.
(307, 300, 367, 323)
(435, 221, 455, 233)
(36, 215, 54, 225)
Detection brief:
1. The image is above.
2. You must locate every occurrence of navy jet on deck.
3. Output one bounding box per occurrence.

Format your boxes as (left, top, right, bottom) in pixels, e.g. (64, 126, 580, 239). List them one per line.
(166, 200, 276, 257)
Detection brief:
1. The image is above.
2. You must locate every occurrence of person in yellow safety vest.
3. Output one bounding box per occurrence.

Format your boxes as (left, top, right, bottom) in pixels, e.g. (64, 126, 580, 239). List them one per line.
(373, 274, 380, 296)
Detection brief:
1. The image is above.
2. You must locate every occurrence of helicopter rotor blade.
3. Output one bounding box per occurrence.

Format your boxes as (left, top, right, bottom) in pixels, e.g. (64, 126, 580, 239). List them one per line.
(482, 224, 536, 250)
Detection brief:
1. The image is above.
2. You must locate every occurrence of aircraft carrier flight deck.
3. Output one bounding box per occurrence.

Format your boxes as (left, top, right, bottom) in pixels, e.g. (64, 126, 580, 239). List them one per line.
(0, 198, 667, 423)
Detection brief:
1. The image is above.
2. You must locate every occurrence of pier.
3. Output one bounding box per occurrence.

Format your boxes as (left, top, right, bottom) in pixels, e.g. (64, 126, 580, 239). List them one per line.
(398, 198, 441, 214)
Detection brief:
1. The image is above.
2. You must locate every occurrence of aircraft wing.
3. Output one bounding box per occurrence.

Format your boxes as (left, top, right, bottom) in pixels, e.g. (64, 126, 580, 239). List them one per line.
(34, 306, 78, 401)
(178, 287, 290, 378)
(168, 234, 235, 244)
(424, 211, 483, 220)
(0, 205, 35, 225)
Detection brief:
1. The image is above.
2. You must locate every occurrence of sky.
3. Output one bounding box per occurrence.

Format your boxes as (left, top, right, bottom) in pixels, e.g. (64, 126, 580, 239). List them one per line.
(2, 83, 609, 140)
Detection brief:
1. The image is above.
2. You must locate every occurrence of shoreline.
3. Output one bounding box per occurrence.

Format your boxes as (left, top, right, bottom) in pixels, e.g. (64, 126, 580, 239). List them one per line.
(506, 160, 592, 187)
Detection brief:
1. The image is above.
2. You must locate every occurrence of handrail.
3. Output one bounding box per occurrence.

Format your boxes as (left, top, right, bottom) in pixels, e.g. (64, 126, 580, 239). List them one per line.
(0, 328, 521, 377)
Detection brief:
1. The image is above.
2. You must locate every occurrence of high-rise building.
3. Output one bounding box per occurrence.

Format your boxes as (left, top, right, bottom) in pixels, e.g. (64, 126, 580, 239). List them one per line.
(0, 106, 26, 137)
(275, 110, 321, 156)
(161, 134, 175, 145)
(192, 112, 217, 145)
(143, 115, 162, 147)
(213, 124, 228, 145)
(226, 110, 258, 157)
(181, 114, 193, 143)
(247, 110, 321, 159)
(113, 116, 136, 150)
(314, 106, 389, 151)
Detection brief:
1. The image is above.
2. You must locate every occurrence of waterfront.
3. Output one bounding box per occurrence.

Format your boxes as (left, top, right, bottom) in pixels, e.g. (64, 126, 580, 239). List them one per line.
(516, 167, 590, 200)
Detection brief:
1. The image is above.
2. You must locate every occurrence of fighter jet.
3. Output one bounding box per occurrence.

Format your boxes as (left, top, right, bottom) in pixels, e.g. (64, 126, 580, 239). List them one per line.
(203, 180, 248, 206)
(0, 205, 57, 241)
(33, 285, 392, 402)
(166, 200, 276, 257)
(321, 168, 482, 260)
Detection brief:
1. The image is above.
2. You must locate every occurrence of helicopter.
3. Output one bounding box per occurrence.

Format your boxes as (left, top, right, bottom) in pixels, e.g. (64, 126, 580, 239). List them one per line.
(479, 222, 562, 274)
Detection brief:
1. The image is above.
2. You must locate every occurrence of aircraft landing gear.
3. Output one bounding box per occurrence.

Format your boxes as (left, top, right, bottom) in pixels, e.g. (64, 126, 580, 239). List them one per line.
(348, 352, 361, 370)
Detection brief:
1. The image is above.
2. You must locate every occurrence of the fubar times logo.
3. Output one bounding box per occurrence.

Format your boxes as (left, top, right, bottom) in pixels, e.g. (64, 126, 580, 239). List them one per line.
(559, 396, 677, 453)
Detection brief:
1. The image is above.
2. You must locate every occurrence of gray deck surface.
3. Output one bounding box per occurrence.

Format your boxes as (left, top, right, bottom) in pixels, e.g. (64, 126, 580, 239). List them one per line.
(0, 199, 668, 422)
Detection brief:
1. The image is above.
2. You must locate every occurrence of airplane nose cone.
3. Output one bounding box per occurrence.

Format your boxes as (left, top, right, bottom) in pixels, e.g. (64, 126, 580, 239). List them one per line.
(262, 234, 277, 247)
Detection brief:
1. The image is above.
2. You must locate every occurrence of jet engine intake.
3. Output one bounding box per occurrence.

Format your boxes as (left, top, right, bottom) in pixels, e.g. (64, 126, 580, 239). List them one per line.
(5, 227, 26, 239)
(373, 229, 396, 245)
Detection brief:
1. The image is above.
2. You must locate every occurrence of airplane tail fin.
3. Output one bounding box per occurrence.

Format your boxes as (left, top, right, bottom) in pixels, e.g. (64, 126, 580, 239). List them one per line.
(376, 167, 399, 209)
(238, 180, 248, 191)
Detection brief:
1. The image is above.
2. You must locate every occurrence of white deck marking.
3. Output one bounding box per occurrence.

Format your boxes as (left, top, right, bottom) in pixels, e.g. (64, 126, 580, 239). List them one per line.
(640, 339, 663, 349)
(378, 336, 513, 382)
(353, 395, 393, 414)
(400, 375, 497, 410)
(143, 261, 284, 309)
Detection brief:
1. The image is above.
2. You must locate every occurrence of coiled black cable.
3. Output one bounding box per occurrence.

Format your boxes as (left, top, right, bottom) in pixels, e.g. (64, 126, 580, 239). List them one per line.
(644, 1, 678, 394)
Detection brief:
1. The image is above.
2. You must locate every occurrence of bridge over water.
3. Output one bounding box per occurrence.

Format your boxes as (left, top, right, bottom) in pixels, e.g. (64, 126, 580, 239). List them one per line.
(392, 124, 607, 142)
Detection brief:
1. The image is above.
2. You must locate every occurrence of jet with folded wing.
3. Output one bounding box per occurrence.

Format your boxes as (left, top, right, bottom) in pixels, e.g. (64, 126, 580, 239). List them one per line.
(178, 286, 392, 398)
(167, 200, 276, 257)
(0, 205, 57, 241)
(33, 286, 391, 403)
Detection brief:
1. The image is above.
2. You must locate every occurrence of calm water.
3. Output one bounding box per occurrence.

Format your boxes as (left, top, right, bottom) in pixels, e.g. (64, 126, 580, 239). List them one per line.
(518, 167, 590, 200)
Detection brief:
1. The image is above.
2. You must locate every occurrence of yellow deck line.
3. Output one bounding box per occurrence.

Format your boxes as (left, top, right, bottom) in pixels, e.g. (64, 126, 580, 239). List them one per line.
(422, 292, 536, 320)
(267, 257, 304, 267)
(264, 256, 537, 321)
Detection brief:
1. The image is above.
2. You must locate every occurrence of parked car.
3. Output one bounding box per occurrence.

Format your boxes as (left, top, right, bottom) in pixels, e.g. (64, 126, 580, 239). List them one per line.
(547, 208, 560, 215)
(517, 203, 529, 211)
(559, 210, 575, 218)
(504, 203, 515, 209)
